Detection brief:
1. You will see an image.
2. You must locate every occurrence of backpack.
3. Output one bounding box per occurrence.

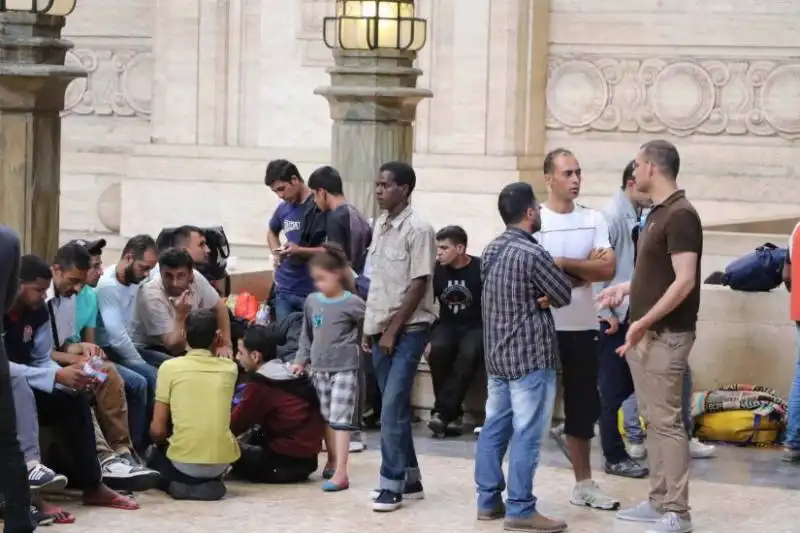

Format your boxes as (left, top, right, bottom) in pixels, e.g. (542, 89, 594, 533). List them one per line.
(720, 243, 788, 292)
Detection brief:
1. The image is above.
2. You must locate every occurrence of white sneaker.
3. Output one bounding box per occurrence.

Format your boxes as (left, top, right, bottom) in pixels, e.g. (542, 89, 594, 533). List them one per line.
(689, 438, 716, 459)
(350, 431, 366, 453)
(474, 426, 482, 436)
(627, 442, 647, 460)
(645, 511, 693, 533)
(569, 480, 620, 510)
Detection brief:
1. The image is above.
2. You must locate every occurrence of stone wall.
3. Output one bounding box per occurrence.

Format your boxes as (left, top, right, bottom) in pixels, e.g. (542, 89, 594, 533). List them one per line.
(59, 0, 800, 267)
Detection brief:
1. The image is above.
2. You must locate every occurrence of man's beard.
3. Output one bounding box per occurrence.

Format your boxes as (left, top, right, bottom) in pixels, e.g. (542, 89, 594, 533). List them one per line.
(123, 264, 144, 285)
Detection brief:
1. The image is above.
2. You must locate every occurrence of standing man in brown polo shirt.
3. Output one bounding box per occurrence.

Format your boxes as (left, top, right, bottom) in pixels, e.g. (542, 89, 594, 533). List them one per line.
(597, 140, 701, 533)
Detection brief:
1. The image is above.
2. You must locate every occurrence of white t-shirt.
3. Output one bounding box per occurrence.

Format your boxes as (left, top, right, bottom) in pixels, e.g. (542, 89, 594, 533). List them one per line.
(46, 284, 76, 348)
(534, 204, 611, 331)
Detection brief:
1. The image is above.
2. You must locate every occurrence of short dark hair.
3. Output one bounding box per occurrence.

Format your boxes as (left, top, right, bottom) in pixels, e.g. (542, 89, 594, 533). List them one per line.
(53, 242, 91, 272)
(122, 234, 157, 260)
(242, 325, 283, 362)
(308, 242, 350, 272)
(308, 166, 344, 195)
(498, 182, 537, 225)
(543, 148, 575, 175)
(20, 255, 52, 283)
(622, 160, 636, 189)
(435, 225, 468, 247)
(265, 159, 303, 186)
(185, 309, 218, 349)
(379, 161, 416, 196)
(172, 225, 203, 249)
(641, 140, 680, 179)
(158, 248, 194, 271)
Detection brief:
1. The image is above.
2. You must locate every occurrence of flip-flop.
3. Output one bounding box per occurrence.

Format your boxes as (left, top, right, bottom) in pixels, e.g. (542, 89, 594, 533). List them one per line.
(41, 507, 76, 524)
(322, 468, 335, 480)
(83, 493, 139, 510)
(321, 479, 349, 492)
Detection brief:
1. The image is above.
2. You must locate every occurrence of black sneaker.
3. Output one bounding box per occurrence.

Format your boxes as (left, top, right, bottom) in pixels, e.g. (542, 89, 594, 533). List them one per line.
(427, 413, 446, 437)
(27, 463, 68, 492)
(604, 458, 649, 479)
(371, 481, 424, 501)
(372, 489, 402, 512)
(445, 417, 464, 437)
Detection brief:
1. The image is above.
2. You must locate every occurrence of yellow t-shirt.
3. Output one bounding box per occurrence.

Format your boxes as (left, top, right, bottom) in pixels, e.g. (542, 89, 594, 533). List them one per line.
(155, 349, 241, 465)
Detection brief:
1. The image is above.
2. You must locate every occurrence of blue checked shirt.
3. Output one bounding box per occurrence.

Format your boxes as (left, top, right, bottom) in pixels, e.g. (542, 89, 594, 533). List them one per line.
(481, 228, 572, 378)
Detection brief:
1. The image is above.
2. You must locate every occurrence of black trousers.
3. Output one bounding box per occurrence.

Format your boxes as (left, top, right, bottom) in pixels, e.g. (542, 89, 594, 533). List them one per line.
(597, 321, 635, 464)
(427, 323, 484, 423)
(35, 389, 102, 491)
(0, 349, 34, 533)
(230, 443, 318, 484)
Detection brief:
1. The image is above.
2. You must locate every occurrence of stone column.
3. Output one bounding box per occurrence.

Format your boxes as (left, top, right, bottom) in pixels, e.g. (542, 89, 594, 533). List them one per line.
(0, 13, 85, 260)
(315, 49, 432, 220)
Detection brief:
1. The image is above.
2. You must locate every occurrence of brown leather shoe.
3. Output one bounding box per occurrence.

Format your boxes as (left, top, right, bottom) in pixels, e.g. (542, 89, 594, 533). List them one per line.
(504, 512, 568, 532)
(477, 502, 505, 521)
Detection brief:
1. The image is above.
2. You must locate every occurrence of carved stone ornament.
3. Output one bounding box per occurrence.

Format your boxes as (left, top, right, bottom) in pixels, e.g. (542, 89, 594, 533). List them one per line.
(63, 48, 153, 117)
(546, 56, 800, 139)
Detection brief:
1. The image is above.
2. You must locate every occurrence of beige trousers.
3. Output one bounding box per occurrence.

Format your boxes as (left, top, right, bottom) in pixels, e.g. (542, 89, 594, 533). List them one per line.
(627, 330, 695, 518)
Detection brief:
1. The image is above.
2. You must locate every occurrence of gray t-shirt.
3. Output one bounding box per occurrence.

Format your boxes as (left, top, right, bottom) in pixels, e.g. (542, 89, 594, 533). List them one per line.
(295, 291, 365, 372)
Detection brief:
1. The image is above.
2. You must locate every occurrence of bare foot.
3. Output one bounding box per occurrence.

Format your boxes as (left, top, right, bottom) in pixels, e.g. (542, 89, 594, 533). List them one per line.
(83, 484, 139, 510)
(36, 495, 77, 524)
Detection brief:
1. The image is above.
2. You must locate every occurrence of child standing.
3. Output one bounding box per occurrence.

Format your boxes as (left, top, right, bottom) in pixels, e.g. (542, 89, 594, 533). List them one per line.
(292, 244, 365, 492)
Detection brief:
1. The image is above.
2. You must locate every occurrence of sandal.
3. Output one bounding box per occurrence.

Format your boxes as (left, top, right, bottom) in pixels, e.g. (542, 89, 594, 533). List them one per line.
(83, 493, 139, 510)
(321, 479, 350, 492)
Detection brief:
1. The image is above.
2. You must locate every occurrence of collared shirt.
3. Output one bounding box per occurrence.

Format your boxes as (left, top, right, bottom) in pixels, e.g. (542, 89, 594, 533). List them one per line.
(155, 348, 240, 465)
(130, 272, 220, 347)
(363, 205, 438, 336)
(595, 189, 639, 321)
(481, 228, 572, 378)
(46, 284, 76, 349)
(629, 190, 702, 332)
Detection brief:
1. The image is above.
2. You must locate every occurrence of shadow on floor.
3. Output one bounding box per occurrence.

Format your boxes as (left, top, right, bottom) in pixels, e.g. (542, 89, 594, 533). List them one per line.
(360, 423, 800, 491)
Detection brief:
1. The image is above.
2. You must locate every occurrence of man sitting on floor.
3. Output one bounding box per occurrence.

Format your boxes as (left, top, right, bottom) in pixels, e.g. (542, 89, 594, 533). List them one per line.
(426, 225, 484, 438)
(5, 254, 139, 513)
(46, 242, 159, 490)
(231, 325, 324, 483)
(131, 248, 233, 358)
(148, 309, 240, 501)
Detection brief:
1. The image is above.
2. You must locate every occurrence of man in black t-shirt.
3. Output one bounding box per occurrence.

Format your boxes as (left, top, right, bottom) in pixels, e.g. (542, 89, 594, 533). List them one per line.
(308, 166, 372, 273)
(427, 225, 483, 437)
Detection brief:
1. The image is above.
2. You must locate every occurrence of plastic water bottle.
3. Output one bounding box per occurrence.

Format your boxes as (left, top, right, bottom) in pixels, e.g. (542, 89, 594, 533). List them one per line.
(83, 355, 108, 383)
(254, 303, 270, 325)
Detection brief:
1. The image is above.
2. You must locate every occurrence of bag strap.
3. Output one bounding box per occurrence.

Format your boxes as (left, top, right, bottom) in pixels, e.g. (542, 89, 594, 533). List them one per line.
(46, 299, 60, 349)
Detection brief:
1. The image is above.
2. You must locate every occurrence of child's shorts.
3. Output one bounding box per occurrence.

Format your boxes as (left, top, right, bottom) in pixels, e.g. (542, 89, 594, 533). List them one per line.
(312, 370, 363, 431)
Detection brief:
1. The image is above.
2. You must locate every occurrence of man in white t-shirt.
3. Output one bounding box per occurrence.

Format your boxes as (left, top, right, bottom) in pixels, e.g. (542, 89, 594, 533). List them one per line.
(534, 148, 620, 510)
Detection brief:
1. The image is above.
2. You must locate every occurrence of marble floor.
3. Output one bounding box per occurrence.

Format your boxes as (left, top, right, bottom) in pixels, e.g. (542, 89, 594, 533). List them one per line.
(41, 426, 798, 533)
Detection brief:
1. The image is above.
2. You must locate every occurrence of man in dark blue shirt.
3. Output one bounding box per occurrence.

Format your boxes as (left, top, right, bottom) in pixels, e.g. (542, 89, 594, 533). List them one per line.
(265, 159, 326, 321)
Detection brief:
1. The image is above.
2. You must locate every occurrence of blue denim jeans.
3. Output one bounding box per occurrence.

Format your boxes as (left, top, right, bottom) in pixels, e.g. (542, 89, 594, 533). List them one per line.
(475, 369, 557, 519)
(784, 325, 800, 450)
(105, 346, 171, 448)
(274, 292, 307, 323)
(622, 367, 694, 442)
(113, 364, 149, 449)
(371, 329, 427, 493)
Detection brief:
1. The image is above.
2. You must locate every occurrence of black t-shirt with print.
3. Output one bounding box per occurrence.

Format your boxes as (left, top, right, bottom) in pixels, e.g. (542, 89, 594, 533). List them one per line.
(433, 256, 482, 326)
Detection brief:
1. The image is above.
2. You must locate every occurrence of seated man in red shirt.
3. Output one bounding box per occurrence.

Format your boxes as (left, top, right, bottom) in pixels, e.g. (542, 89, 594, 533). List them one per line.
(231, 325, 324, 483)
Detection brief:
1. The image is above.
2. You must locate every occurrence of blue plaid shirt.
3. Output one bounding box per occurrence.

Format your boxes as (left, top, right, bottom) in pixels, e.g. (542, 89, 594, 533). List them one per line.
(481, 228, 572, 378)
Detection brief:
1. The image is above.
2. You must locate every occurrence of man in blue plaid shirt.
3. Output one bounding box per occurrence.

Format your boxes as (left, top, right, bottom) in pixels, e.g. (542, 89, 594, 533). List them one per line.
(474, 182, 572, 533)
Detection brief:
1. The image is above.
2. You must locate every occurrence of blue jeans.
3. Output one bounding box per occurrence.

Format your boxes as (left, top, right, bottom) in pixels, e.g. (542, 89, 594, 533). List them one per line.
(475, 369, 557, 519)
(113, 364, 149, 449)
(622, 367, 694, 442)
(785, 325, 800, 450)
(371, 329, 427, 493)
(274, 292, 307, 323)
(105, 346, 171, 447)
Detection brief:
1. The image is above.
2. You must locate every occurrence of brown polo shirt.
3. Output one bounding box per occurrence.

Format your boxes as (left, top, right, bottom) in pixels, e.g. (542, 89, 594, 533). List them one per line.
(629, 190, 702, 332)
